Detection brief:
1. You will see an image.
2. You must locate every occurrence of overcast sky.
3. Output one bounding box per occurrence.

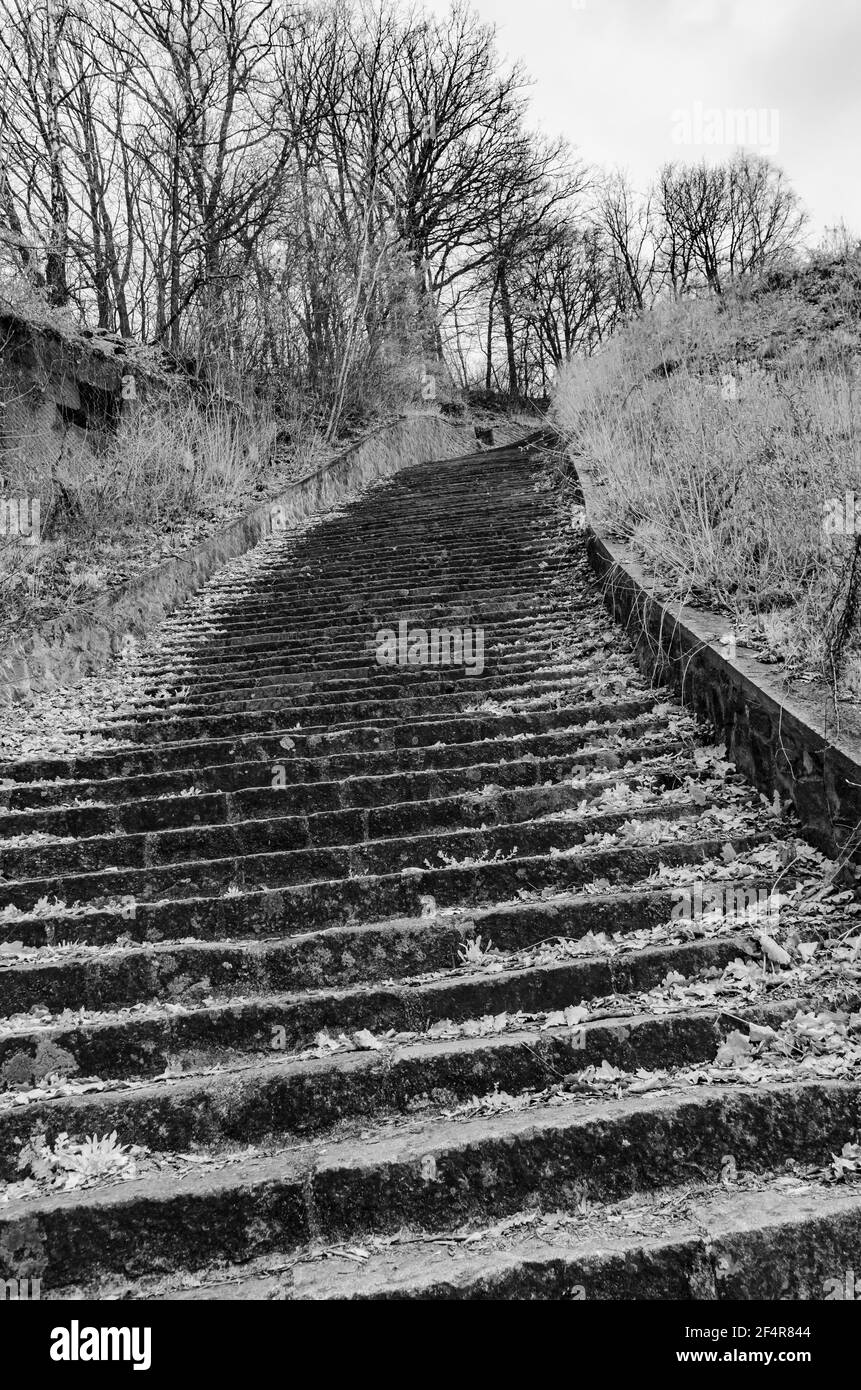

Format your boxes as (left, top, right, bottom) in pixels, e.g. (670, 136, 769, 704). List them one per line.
(425, 0, 861, 243)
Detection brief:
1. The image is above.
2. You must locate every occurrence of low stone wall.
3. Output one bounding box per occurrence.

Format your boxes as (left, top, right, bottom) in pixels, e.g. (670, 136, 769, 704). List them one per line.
(574, 456, 861, 861)
(0, 412, 476, 705)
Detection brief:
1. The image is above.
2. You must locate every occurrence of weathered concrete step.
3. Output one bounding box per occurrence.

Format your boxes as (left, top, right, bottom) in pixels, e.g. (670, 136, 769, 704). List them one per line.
(118, 660, 633, 710)
(309, 478, 548, 506)
(0, 741, 688, 840)
(0, 830, 772, 946)
(0, 955, 804, 1107)
(0, 764, 706, 881)
(159, 574, 582, 620)
(130, 657, 600, 706)
(285, 498, 555, 526)
(147, 623, 582, 676)
(137, 638, 593, 690)
(293, 490, 553, 512)
(134, 651, 599, 700)
(278, 482, 552, 509)
(269, 503, 557, 534)
(158, 584, 578, 630)
(0, 700, 670, 785)
(200, 535, 569, 566)
(176, 584, 579, 634)
(180, 559, 579, 604)
(265, 535, 565, 566)
(111, 584, 586, 631)
(152, 608, 582, 655)
(0, 900, 758, 1016)
(167, 601, 576, 652)
(248, 547, 567, 579)
(0, 798, 725, 910)
(285, 507, 556, 532)
(163, 1185, 861, 1302)
(54, 694, 665, 757)
(90, 689, 652, 747)
(138, 631, 602, 688)
(168, 590, 578, 641)
(92, 671, 648, 734)
(129, 646, 603, 698)
(0, 718, 680, 809)
(1, 1080, 857, 1289)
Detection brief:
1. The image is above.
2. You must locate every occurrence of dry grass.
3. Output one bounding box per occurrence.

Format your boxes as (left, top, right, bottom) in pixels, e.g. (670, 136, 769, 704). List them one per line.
(552, 252, 861, 693)
(0, 387, 294, 643)
(68, 390, 279, 528)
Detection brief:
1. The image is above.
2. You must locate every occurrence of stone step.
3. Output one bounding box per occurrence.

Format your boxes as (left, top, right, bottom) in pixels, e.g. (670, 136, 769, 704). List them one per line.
(0, 968, 818, 1117)
(2, 1080, 857, 1291)
(126, 658, 607, 707)
(0, 906, 761, 1017)
(0, 720, 681, 810)
(86, 673, 652, 737)
(0, 704, 672, 785)
(0, 765, 723, 881)
(173, 1184, 861, 1302)
(0, 744, 688, 839)
(0, 801, 764, 911)
(0, 830, 774, 946)
(105, 664, 639, 719)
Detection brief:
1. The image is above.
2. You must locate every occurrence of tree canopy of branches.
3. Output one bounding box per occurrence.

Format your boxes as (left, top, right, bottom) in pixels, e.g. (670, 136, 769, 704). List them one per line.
(0, 0, 809, 420)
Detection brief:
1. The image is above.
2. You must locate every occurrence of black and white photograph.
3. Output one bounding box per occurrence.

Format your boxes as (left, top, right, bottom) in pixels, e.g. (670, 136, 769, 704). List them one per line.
(0, 0, 860, 1363)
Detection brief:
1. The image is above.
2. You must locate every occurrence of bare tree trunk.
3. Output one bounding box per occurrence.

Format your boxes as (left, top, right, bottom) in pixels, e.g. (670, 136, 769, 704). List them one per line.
(497, 261, 518, 399)
(168, 135, 181, 350)
(485, 272, 497, 391)
(0, 161, 42, 283)
(105, 213, 132, 337)
(44, 0, 70, 306)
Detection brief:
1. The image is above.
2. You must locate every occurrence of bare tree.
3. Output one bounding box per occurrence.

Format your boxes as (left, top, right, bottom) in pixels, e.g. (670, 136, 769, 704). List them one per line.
(594, 169, 664, 313)
(656, 155, 806, 296)
(0, 0, 812, 422)
(517, 221, 615, 392)
(477, 133, 586, 396)
(0, 0, 78, 305)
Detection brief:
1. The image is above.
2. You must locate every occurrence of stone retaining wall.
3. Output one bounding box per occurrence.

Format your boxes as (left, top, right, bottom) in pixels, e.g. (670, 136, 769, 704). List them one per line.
(575, 455, 861, 861)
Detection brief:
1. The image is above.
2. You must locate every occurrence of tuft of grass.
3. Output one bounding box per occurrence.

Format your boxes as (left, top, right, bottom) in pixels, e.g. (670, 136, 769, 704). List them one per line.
(18, 1128, 143, 1190)
(458, 934, 495, 966)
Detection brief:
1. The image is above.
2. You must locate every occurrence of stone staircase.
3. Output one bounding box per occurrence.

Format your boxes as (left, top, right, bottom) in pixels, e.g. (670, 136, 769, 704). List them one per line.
(1, 434, 860, 1301)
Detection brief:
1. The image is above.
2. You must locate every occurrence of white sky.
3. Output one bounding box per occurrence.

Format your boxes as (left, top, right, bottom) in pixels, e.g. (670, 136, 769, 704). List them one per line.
(425, 0, 861, 242)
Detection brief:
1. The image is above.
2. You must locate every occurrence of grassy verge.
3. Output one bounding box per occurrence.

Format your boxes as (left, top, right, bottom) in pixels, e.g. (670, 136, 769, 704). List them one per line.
(0, 386, 329, 648)
(552, 252, 861, 698)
